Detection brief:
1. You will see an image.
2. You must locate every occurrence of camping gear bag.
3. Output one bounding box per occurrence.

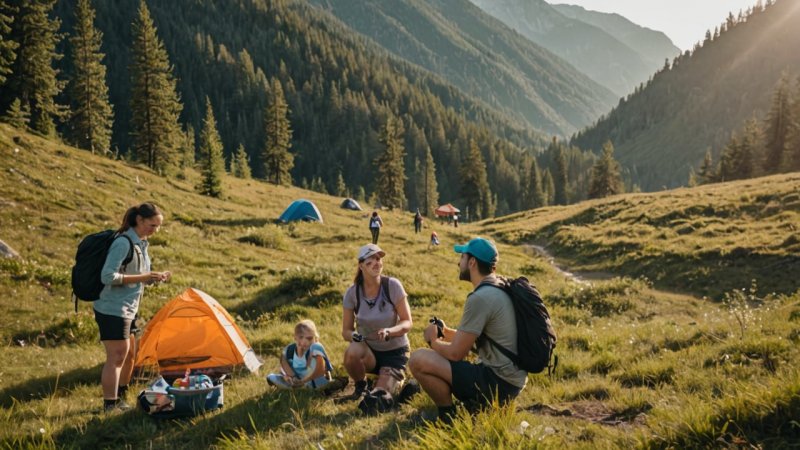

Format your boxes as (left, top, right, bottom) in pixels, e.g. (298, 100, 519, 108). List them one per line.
(138, 375, 223, 418)
(477, 276, 557, 374)
(71, 230, 133, 311)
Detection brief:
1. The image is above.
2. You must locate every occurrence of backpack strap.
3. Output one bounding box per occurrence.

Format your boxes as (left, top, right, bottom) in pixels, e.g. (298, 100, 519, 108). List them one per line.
(474, 278, 520, 366)
(286, 343, 332, 376)
(354, 275, 393, 316)
(118, 234, 135, 270)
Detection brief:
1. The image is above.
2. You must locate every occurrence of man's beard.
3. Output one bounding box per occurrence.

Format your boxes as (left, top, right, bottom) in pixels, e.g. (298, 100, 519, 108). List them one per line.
(458, 266, 470, 281)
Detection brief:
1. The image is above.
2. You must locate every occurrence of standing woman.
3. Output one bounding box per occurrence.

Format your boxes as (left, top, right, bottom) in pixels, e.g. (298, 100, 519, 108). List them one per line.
(368, 211, 383, 245)
(94, 202, 170, 412)
(340, 244, 413, 411)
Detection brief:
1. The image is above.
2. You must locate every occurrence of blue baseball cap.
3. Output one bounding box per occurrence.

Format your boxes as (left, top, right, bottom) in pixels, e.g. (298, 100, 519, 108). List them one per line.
(454, 238, 498, 264)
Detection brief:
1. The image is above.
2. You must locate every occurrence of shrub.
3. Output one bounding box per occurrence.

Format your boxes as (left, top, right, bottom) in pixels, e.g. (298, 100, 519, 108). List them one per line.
(549, 277, 643, 317)
(238, 225, 288, 250)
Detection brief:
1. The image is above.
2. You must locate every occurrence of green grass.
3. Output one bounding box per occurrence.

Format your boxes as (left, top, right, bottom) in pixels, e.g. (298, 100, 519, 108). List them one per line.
(1, 123, 799, 448)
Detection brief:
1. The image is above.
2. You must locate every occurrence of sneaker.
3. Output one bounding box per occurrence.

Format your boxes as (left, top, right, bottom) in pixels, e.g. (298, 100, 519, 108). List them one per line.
(321, 376, 349, 396)
(358, 389, 394, 415)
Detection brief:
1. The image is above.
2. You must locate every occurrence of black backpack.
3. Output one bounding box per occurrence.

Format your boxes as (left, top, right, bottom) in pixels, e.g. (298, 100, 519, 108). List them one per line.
(71, 230, 133, 311)
(354, 275, 393, 315)
(477, 276, 557, 374)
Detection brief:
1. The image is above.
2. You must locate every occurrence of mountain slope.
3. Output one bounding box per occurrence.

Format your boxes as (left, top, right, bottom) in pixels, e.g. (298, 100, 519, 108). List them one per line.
(572, 0, 800, 190)
(551, 3, 680, 69)
(469, 0, 675, 97)
(308, 0, 616, 136)
(2, 123, 798, 448)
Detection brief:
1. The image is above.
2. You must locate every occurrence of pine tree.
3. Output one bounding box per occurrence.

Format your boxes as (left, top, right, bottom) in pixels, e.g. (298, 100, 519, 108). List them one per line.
(525, 158, 544, 209)
(198, 97, 224, 197)
(698, 149, 716, 184)
(334, 170, 347, 196)
(422, 145, 439, 217)
(718, 134, 740, 182)
(262, 78, 293, 185)
(541, 168, 554, 206)
(375, 115, 406, 209)
(459, 138, 491, 220)
(3, 96, 28, 128)
(232, 143, 251, 179)
(763, 74, 792, 174)
(736, 119, 761, 179)
(179, 124, 195, 170)
(789, 76, 800, 172)
(67, 0, 113, 155)
(588, 141, 623, 199)
(0, 0, 18, 85)
(129, 0, 182, 174)
(552, 139, 568, 205)
(4, 0, 63, 136)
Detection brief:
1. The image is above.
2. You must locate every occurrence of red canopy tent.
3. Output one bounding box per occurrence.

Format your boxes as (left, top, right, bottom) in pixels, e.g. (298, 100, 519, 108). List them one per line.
(434, 203, 460, 217)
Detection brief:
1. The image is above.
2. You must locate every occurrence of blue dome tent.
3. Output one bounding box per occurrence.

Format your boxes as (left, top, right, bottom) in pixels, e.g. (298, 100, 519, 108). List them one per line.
(279, 199, 323, 223)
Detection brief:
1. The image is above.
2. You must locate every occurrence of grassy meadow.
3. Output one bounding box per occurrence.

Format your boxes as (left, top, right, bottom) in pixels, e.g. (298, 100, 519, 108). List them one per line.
(1, 122, 799, 449)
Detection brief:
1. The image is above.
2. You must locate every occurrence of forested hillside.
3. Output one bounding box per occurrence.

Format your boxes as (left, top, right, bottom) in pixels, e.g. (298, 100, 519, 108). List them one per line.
(572, 0, 800, 191)
(470, 0, 677, 97)
(307, 0, 616, 136)
(1, 0, 570, 219)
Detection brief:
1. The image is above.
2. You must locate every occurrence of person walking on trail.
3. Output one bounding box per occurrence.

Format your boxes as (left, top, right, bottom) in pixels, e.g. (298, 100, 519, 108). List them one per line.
(369, 211, 383, 245)
(339, 244, 414, 413)
(95, 202, 171, 413)
(414, 210, 423, 234)
(408, 237, 525, 424)
(453, 214, 459, 228)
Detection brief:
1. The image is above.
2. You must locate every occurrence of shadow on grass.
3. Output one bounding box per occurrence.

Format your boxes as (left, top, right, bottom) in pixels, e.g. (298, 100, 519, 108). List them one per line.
(203, 218, 273, 228)
(51, 386, 387, 448)
(0, 362, 101, 408)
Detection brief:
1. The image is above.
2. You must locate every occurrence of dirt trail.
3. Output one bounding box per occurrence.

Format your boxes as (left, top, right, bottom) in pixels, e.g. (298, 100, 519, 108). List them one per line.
(525, 244, 615, 284)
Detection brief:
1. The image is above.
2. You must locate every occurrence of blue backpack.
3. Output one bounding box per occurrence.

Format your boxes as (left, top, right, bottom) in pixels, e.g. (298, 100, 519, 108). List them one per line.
(285, 343, 334, 375)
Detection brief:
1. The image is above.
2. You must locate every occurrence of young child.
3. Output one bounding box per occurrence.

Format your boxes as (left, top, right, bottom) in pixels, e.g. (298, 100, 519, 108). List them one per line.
(267, 320, 338, 390)
(428, 231, 440, 251)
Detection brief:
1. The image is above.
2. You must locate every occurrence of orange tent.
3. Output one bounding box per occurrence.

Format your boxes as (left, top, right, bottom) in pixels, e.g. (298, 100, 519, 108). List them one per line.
(135, 288, 262, 377)
(434, 203, 460, 217)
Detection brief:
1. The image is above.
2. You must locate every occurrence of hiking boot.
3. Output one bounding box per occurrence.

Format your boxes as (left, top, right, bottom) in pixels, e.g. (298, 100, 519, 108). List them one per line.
(103, 399, 131, 414)
(396, 379, 421, 405)
(321, 376, 349, 396)
(358, 389, 394, 415)
(334, 379, 368, 404)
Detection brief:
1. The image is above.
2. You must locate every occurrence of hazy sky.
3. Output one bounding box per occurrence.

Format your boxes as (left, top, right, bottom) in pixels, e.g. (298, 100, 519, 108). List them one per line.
(554, 0, 761, 51)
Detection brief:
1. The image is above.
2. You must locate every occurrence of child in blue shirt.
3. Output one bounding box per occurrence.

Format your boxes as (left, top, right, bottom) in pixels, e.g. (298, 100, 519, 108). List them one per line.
(267, 320, 335, 390)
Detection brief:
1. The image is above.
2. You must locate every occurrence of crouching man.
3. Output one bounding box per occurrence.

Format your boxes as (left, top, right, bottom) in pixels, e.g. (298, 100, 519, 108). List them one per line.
(408, 237, 526, 424)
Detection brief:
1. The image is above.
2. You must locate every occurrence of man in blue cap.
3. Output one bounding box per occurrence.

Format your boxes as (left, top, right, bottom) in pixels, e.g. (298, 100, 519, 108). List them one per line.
(408, 237, 525, 424)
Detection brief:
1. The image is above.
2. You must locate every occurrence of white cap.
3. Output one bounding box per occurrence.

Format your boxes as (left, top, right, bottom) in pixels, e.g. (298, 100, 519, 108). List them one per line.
(358, 243, 385, 261)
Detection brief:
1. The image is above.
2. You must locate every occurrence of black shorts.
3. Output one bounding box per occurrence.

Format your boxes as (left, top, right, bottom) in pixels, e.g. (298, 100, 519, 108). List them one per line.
(449, 361, 522, 411)
(369, 346, 409, 374)
(94, 310, 133, 341)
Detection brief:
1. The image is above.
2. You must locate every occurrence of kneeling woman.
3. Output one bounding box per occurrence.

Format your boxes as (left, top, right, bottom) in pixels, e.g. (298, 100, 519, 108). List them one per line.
(340, 244, 413, 409)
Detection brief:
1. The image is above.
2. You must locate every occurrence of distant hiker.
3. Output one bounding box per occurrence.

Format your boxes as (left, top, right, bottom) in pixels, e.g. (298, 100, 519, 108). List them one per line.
(369, 211, 383, 245)
(414, 210, 423, 234)
(339, 244, 414, 413)
(453, 214, 459, 228)
(409, 238, 524, 424)
(428, 231, 440, 251)
(267, 320, 346, 392)
(95, 202, 171, 413)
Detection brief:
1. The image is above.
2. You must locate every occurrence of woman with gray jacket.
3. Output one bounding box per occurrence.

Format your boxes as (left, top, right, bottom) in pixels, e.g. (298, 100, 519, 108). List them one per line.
(94, 202, 170, 412)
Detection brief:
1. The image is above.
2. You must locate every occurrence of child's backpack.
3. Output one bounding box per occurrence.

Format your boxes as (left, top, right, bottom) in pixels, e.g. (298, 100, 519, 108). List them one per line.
(285, 343, 334, 374)
(71, 230, 133, 311)
(354, 275, 393, 315)
(477, 276, 557, 374)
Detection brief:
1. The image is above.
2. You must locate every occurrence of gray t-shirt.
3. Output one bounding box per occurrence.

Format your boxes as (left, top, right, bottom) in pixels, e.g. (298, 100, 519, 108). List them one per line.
(343, 277, 409, 352)
(458, 274, 528, 389)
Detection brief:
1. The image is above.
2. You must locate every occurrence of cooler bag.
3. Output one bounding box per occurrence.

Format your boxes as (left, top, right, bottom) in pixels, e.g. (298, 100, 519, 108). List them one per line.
(138, 375, 223, 418)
